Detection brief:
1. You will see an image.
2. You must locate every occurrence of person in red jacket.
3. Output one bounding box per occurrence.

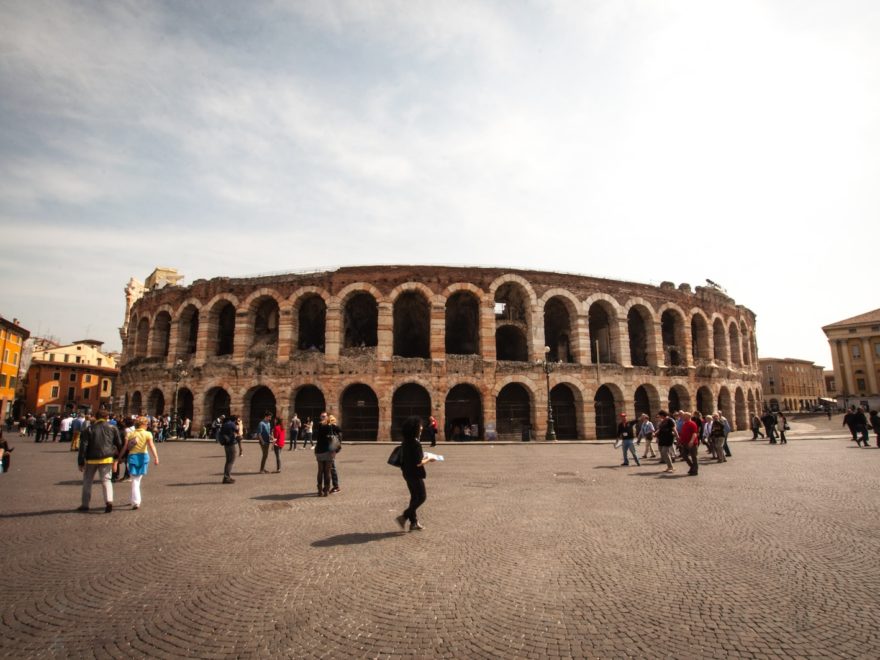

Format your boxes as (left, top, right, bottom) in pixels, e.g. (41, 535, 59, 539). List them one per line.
(678, 411, 700, 476)
(271, 417, 285, 473)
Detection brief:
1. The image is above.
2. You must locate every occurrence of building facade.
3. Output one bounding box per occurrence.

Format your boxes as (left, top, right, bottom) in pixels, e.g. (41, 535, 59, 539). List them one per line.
(23, 340, 118, 415)
(119, 266, 762, 440)
(0, 316, 30, 419)
(758, 358, 826, 412)
(823, 308, 880, 411)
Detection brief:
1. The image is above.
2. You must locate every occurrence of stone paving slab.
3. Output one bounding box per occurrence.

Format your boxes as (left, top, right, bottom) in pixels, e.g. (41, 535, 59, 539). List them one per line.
(1, 418, 879, 658)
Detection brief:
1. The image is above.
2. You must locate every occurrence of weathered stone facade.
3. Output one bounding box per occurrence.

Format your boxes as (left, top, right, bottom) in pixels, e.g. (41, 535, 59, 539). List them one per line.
(118, 266, 762, 440)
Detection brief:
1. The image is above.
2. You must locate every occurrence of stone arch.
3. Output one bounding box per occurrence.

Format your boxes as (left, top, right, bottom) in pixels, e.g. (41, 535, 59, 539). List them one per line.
(340, 382, 380, 441)
(445, 382, 484, 440)
(690, 310, 711, 362)
(390, 382, 432, 441)
(493, 278, 535, 361)
(393, 289, 431, 358)
(203, 386, 232, 425)
(712, 316, 729, 363)
(659, 304, 687, 367)
(244, 292, 281, 349)
(176, 387, 194, 425)
(150, 309, 173, 358)
(594, 383, 624, 439)
(291, 384, 327, 427)
(496, 381, 534, 440)
(550, 382, 581, 439)
(445, 290, 481, 355)
(718, 386, 732, 418)
(728, 320, 742, 367)
(696, 385, 714, 416)
(488, 273, 539, 308)
(296, 293, 327, 352)
(668, 383, 691, 414)
(735, 387, 747, 430)
(130, 390, 143, 415)
(203, 294, 240, 357)
(626, 302, 655, 367)
(244, 385, 277, 438)
(176, 302, 200, 357)
(147, 387, 166, 416)
(634, 383, 662, 418)
(740, 321, 752, 366)
(339, 288, 380, 349)
(389, 281, 438, 305)
(543, 293, 579, 363)
(135, 317, 150, 357)
(587, 298, 620, 364)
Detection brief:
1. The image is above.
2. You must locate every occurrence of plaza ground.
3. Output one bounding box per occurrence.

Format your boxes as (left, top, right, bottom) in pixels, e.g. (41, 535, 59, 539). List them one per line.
(1, 416, 878, 658)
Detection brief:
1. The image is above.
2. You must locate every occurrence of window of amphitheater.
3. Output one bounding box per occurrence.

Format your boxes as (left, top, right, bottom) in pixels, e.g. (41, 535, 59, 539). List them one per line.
(151, 312, 171, 358)
(661, 310, 685, 367)
(494, 283, 528, 323)
(178, 305, 199, 356)
(298, 295, 326, 352)
(495, 325, 529, 361)
(252, 298, 279, 346)
(544, 297, 575, 363)
(550, 384, 578, 439)
(213, 302, 236, 356)
(343, 293, 378, 348)
(205, 387, 231, 422)
(391, 383, 432, 441)
(696, 386, 713, 415)
(594, 385, 617, 439)
(147, 388, 165, 416)
(691, 314, 710, 361)
(135, 318, 150, 357)
(445, 291, 480, 355)
(627, 307, 651, 367)
(393, 291, 431, 358)
(713, 318, 728, 363)
(729, 324, 742, 366)
(588, 302, 616, 364)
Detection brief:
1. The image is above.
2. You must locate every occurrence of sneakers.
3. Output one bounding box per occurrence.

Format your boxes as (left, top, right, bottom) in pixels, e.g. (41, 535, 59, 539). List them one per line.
(664, 467, 675, 473)
(329, 487, 340, 494)
(104, 503, 113, 513)
(410, 521, 425, 531)
(395, 514, 407, 530)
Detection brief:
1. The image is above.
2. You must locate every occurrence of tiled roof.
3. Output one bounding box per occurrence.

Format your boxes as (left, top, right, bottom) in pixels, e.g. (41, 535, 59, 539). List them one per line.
(823, 308, 880, 330)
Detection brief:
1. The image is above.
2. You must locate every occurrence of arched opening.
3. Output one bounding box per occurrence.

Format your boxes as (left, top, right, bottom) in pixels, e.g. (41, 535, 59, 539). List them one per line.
(627, 307, 650, 367)
(445, 384, 483, 441)
(696, 386, 714, 416)
(588, 302, 616, 364)
(176, 387, 194, 423)
(740, 323, 751, 365)
(135, 318, 150, 357)
(445, 291, 480, 355)
(691, 314, 710, 361)
(147, 388, 165, 416)
(341, 384, 379, 441)
(747, 390, 756, 418)
(496, 383, 532, 440)
(130, 391, 143, 415)
(551, 384, 578, 439)
(495, 326, 528, 362)
(713, 318, 728, 362)
(544, 297, 575, 363)
(151, 312, 171, 358)
(661, 310, 685, 366)
(214, 302, 236, 356)
(717, 387, 732, 418)
(729, 323, 742, 367)
(245, 386, 276, 438)
(343, 293, 378, 348)
(393, 291, 431, 358)
(735, 388, 747, 430)
(298, 295, 326, 352)
(177, 305, 199, 356)
(204, 387, 231, 424)
(293, 385, 326, 427)
(252, 298, 279, 347)
(594, 385, 617, 439)
(634, 385, 651, 418)
(668, 385, 691, 414)
(391, 383, 432, 441)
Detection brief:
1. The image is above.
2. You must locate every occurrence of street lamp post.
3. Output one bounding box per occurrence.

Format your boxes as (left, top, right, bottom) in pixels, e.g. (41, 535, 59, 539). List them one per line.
(171, 359, 188, 439)
(544, 346, 557, 441)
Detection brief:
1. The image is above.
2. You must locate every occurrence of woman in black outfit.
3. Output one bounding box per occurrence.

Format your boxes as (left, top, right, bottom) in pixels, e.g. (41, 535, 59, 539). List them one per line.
(314, 412, 341, 496)
(395, 416, 433, 531)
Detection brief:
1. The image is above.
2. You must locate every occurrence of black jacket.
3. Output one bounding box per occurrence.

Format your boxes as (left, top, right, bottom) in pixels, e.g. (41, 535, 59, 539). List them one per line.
(400, 438, 425, 479)
(314, 423, 341, 454)
(77, 421, 124, 467)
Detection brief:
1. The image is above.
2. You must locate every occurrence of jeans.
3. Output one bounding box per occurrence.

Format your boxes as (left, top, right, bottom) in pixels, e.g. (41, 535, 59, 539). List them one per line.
(681, 444, 699, 474)
(331, 460, 339, 488)
(272, 445, 281, 471)
(723, 436, 732, 456)
(288, 429, 298, 450)
(259, 443, 270, 471)
(82, 464, 113, 507)
(621, 439, 640, 465)
(223, 443, 237, 479)
(403, 476, 426, 523)
(317, 455, 334, 493)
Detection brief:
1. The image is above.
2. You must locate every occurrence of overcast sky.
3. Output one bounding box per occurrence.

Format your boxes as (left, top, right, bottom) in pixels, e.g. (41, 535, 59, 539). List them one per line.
(1, 0, 877, 366)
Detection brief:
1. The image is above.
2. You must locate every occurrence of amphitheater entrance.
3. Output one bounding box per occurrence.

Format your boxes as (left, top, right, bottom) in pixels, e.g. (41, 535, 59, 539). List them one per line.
(205, 387, 231, 424)
(445, 291, 480, 355)
(177, 388, 194, 423)
(445, 384, 482, 441)
(130, 391, 143, 415)
(496, 383, 531, 441)
(696, 386, 713, 416)
(147, 389, 165, 416)
(298, 295, 326, 351)
(391, 383, 432, 441)
(551, 384, 578, 439)
(634, 385, 651, 418)
(668, 385, 690, 414)
(594, 385, 617, 439)
(661, 310, 685, 366)
(343, 293, 378, 348)
(246, 386, 276, 438)
(293, 385, 326, 426)
(544, 297, 574, 363)
(341, 384, 379, 441)
(589, 303, 615, 364)
(393, 291, 430, 358)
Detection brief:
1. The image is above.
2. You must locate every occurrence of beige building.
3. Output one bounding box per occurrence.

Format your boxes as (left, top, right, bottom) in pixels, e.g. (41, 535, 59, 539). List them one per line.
(759, 358, 826, 412)
(823, 308, 880, 410)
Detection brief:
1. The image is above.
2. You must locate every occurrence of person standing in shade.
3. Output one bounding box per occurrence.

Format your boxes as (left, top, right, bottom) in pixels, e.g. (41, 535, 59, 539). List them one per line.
(220, 415, 242, 484)
(617, 412, 640, 466)
(77, 412, 124, 513)
(639, 413, 656, 459)
(395, 416, 434, 532)
(258, 412, 273, 474)
(118, 416, 159, 510)
(425, 415, 438, 447)
(301, 417, 314, 449)
(271, 417, 285, 472)
(678, 411, 701, 476)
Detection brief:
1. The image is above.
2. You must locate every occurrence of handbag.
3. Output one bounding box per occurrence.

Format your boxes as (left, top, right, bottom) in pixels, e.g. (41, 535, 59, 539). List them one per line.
(387, 445, 403, 467)
(328, 432, 341, 452)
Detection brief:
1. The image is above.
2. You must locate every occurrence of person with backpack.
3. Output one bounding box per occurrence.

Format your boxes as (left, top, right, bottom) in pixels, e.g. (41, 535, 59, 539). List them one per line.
(655, 410, 678, 473)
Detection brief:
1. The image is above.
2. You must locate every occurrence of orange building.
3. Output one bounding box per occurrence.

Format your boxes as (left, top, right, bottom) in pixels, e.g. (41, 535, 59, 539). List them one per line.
(0, 316, 30, 420)
(23, 340, 118, 415)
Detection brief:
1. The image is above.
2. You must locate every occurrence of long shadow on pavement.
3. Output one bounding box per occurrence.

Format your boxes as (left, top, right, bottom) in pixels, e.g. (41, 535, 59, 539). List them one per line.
(252, 493, 314, 501)
(0, 508, 81, 519)
(312, 531, 404, 547)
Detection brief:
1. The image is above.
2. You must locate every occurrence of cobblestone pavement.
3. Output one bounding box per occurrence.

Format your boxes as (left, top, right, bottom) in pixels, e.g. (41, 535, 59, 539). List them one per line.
(2, 417, 879, 658)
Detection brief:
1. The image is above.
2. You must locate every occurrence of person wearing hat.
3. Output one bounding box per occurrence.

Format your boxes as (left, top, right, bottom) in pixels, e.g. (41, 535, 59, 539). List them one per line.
(617, 412, 640, 466)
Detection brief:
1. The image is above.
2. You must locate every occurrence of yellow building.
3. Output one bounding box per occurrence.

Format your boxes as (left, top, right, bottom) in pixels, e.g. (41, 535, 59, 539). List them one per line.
(823, 308, 880, 410)
(0, 316, 30, 419)
(759, 357, 826, 412)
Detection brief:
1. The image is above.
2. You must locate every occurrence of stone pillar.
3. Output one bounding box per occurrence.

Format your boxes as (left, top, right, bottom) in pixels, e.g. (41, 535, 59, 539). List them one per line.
(583, 397, 596, 441)
(277, 309, 294, 363)
(530, 304, 545, 362)
(481, 302, 496, 362)
(483, 386, 496, 439)
(652, 321, 666, 367)
(430, 301, 445, 360)
(232, 311, 249, 362)
(841, 340, 856, 395)
(377, 302, 393, 361)
(377, 386, 392, 441)
(572, 314, 589, 365)
(324, 302, 341, 364)
(166, 322, 179, 366)
(194, 315, 211, 366)
(617, 319, 632, 368)
(862, 337, 878, 394)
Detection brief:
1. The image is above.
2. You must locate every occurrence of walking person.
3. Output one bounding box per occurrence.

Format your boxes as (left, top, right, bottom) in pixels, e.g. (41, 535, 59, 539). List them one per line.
(639, 413, 656, 459)
(852, 406, 870, 447)
(762, 410, 778, 444)
(709, 413, 727, 462)
(776, 412, 789, 445)
(220, 415, 242, 484)
(719, 411, 733, 457)
(843, 406, 858, 443)
(678, 411, 701, 476)
(0, 429, 12, 474)
(118, 417, 159, 510)
(301, 417, 314, 449)
(271, 417, 285, 472)
(870, 410, 880, 448)
(258, 411, 273, 474)
(395, 416, 435, 532)
(425, 415, 438, 447)
(314, 412, 341, 496)
(750, 414, 765, 440)
(655, 410, 678, 472)
(77, 411, 124, 513)
(288, 413, 301, 451)
(616, 412, 640, 466)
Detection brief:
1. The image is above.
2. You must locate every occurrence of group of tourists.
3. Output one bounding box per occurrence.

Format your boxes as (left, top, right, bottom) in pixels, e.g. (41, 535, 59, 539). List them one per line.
(842, 406, 880, 448)
(15, 410, 190, 445)
(752, 411, 790, 443)
(618, 409, 733, 475)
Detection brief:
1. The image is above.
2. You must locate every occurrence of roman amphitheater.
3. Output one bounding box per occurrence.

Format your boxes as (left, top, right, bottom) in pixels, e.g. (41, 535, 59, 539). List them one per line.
(118, 266, 762, 441)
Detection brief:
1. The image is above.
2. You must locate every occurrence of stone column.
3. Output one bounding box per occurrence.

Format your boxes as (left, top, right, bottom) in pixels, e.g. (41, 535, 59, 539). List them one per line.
(481, 302, 496, 362)
(483, 386, 496, 439)
(194, 315, 211, 366)
(430, 301, 445, 360)
(377, 302, 393, 361)
(166, 323, 179, 367)
(862, 337, 878, 394)
(582, 397, 596, 441)
(651, 322, 666, 367)
(530, 304, 545, 363)
(377, 385, 392, 441)
(572, 314, 589, 365)
(841, 340, 856, 395)
(617, 319, 632, 368)
(324, 302, 341, 364)
(277, 309, 294, 363)
(232, 311, 249, 362)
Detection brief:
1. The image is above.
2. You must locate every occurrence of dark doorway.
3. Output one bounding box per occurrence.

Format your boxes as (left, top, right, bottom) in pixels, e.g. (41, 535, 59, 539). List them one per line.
(445, 384, 482, 441)
(205, 388, 231, 424)
(495, 326, 528, 362)
(147, 389, 165, 416)
(341, 384, 379, 441)
(253, 298, 279, 346)
(696, 387, 713, 416)
(551, 384, 577, 439)
(136, 318, 149, 357)
(152, 312, 171, 358)
(177, 388, 194, 422)
(130, 391, 143, 415)
(343, 293, 378, 348)
(216, 302, 236, 356)
(668, 387, 681, 413)
(293, 385, 326, 427)
(691, 315, 709, 361)
(298, 295, 326, 351)
(589, 303, 614, 364)
(445, 291, 480, 355)
(496, 383, 531, 440)
(246, 386, 276, 437)
(544, 298, 574, 363)
(391, 383, 432, 441)
(661, 310, 683, 366)
(634, 385, 651, 418)
(393, 291, 430, 358)
(594, 385, 617, 439)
